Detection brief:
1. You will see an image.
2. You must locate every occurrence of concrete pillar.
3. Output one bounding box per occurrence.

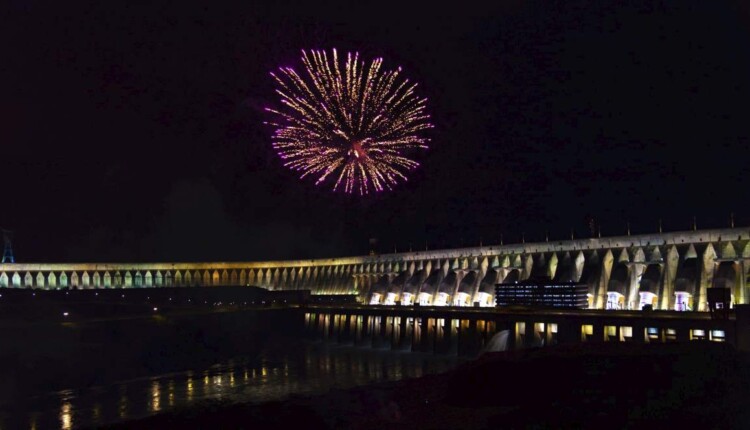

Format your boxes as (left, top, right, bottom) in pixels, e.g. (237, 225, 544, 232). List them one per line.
(737, 260, 747, 306)
(677, 327, 690, 342)
(555, 321, 578, 345)
(735, 305, 750, 351)
(395, 316, 409, 350)
(337, 314, 352, 344)
(389, 316, 403, 350)
(449, 319, 459, 355)
(434, 318, 448, 353)
(356, 315, 373, 346)
(592, 323, 604, 342)
(524, 320, 537, 348)
(411, 317, 421, 351)
(418, 317, 432, 352)
(311, 313, 318, 337)
(456, 319, 468, 355)
(508, 321, 523, 350)
(372, 316, 388, 348)
(631, 322, 646, 344)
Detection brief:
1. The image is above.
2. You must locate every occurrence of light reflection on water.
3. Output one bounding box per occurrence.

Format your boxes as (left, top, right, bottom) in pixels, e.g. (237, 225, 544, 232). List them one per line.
(0, 342, 461, 429)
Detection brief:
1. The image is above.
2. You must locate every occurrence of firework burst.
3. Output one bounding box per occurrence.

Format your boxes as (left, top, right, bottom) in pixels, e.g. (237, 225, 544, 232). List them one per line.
(265, 49, 433, 195)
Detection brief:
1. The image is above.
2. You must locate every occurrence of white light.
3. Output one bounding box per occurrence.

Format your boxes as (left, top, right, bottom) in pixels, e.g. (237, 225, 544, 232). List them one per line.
(418, 292, 432, 306)
(639, 292, 657, 310)
(369, 293, 381, 305)
(153, 307, 158, 311)
(433, 292, 449, 306)
(384, 293, 397, 305)
(476, 292, 493, 307)
(606, 292, 624, 310)
(674, 292, 691, 311)
(63, 312, 69, 316)
(455, 292, 471, 307)
(401, 292, 413, 306)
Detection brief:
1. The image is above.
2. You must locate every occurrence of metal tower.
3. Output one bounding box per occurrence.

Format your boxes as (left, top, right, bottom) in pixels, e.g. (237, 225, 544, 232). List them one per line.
(2, 229, 14, 263)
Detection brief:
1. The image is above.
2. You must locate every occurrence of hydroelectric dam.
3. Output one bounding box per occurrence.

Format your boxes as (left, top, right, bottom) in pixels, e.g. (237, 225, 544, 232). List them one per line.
(2, 227, 750, 354)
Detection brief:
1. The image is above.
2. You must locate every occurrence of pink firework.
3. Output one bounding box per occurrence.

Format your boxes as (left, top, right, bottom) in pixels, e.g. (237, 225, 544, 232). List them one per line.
(265, 49, 433, 195)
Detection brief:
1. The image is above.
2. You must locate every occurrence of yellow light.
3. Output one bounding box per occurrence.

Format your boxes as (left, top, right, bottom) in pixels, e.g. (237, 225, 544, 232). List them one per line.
(60, 402, 72, 430)
(150, 381, 161, 412)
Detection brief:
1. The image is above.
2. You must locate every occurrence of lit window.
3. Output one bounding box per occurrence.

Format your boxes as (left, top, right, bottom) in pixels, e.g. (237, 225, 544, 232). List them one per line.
(516, 322, 526, 335)
(535, 322, 545, 333)
(710, 330, 726, 342)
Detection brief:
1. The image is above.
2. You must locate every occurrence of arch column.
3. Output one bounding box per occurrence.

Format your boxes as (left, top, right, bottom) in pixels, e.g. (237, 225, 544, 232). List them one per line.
(627, 262, 647, 310)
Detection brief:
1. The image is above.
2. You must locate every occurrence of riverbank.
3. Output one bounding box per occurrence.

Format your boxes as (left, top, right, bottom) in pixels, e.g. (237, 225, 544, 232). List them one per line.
(0, 308, 301, 404)
(109, 341, 750, 429)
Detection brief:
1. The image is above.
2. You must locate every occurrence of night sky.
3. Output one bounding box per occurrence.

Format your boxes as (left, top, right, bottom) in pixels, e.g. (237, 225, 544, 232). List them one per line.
(3, 0, 750, 262)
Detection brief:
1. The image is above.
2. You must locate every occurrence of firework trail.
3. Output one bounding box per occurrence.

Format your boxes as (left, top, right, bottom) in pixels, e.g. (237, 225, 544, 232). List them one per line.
(266, 49, 433, 195)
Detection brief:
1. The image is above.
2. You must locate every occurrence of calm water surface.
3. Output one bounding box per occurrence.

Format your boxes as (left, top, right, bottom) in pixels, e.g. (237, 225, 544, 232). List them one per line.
(1, 341, 462, 429)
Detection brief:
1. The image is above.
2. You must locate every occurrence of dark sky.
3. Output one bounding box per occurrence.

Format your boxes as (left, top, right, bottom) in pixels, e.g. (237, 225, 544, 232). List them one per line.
(3, 0, 750, 262)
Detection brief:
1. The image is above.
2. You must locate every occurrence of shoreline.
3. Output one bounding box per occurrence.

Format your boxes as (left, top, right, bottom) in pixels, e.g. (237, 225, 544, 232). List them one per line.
(107, 341, 750, 429)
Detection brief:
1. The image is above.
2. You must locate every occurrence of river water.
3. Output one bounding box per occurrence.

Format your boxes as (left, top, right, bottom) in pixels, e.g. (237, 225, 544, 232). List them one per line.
(0, 340, 463, 429)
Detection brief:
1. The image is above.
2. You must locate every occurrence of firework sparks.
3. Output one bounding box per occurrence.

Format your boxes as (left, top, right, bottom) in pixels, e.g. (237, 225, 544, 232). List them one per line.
(265, 49, 433, 195)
